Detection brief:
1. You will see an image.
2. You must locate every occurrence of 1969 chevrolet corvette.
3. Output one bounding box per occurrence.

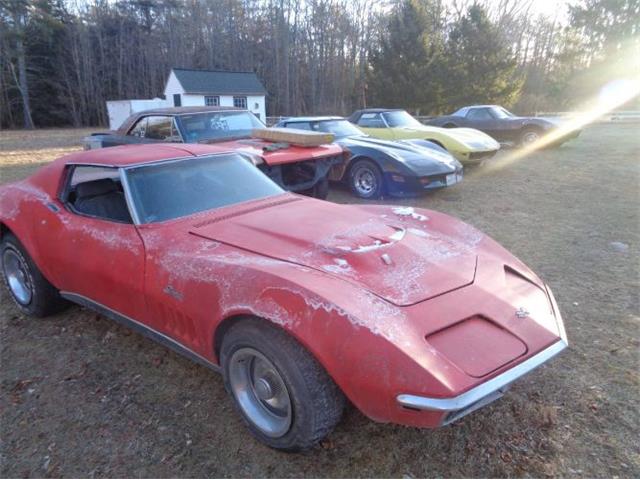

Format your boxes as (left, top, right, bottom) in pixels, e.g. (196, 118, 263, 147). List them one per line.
(0, 143, 567, 451)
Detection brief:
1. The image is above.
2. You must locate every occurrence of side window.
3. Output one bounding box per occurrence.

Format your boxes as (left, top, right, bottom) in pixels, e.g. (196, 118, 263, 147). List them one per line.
(145, 116, 176, 140)
(467, 108, 493, 121)
(233, 96, 247, 109)
(357, 113, 386, 128)
(129, 118, 147, 137)
(286, 122, 313, 131)
(63, 166, 133, 224)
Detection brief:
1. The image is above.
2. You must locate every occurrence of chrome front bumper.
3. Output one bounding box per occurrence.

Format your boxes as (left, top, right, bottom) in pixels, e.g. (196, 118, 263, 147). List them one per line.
(396, 285, 568, 423)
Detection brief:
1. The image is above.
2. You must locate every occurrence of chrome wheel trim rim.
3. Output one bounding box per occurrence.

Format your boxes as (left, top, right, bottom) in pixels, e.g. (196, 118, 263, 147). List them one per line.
(228, 347, 292, 438)
(523, 131, 539, 145)
(354, 166, 377, 196)
(3, 249, 32, 305)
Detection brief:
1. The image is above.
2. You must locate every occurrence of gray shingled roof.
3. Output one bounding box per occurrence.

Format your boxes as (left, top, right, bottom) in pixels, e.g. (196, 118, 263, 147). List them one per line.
(172, 68, 267, 95)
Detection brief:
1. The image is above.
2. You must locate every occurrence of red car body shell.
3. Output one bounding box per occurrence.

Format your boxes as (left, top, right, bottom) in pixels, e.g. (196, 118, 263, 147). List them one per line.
(211, 137, 344, 166)
(0, 144, 564, 427)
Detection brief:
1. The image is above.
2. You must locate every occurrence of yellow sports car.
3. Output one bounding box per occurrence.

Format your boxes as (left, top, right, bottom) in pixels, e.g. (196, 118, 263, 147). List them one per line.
(348, 109, 500, 163)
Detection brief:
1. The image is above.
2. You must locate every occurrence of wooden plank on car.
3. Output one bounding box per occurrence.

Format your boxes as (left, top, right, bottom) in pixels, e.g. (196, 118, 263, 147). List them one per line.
(252, 127, 335, 147)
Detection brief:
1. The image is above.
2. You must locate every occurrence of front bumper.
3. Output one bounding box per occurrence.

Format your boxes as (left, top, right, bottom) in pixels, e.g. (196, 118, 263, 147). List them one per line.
(396, 285, 567, 425)
(549, 128, 581, 146)
(454, 148, 499, 163)
(385, 169, 463, 197)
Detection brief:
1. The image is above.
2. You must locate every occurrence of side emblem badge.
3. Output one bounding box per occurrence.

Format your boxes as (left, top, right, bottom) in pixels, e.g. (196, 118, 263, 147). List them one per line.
(515, 307, 530, 318)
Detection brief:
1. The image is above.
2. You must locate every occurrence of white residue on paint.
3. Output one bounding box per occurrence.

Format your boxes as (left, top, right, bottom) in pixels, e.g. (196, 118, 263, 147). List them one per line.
(389, 228, 406, 241)
(392, 206, 428, 221)
(407, 227, 428, 238)
(0, 182, 50, 221)
(381, 257, 431, 305)
(265, 285, 412, 346)
(322, 257, 353, 274)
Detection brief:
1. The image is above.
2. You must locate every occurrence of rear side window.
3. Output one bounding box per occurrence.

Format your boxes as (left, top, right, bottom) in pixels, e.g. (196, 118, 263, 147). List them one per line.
(467, 109, 493, 120)
(286, 122, 313, 131)
(128, 116, 180, 141)
(357, 113, 385, 128)
(145, 116, 175, 140)
(129, 118, 147, 137)
(62, 166, 133, 224)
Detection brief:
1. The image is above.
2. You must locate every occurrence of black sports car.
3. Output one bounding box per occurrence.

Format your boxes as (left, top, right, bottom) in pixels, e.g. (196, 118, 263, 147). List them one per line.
(276, 116, 463, 199)
(427, 105, 581, 147)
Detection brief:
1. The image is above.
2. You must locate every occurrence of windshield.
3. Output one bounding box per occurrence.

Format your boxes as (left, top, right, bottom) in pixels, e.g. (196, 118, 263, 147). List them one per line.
(382, 111, 423, 128)
(178, 111, 265, 142)
(491, 107, 515, 119)
(312, 120, 365, 138)
(125, 154, 283, 223)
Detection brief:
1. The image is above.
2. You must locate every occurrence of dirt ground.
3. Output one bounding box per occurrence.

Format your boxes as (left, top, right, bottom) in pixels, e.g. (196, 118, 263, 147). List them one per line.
(0, 124, 638, 478)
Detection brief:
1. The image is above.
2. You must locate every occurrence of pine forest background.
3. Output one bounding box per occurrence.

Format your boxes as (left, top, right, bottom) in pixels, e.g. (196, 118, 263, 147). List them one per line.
(1, 0, 639, 128)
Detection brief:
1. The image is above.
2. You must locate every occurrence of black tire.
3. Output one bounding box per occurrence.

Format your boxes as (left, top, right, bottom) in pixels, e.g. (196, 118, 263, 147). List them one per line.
(348, 158, 384, 199)
(220, 318, 345, 451)
(520, 127, 542, 147)
(0, 233, 68, 317)
(312, 175, 330, 200)
(442, 123, 457, 128)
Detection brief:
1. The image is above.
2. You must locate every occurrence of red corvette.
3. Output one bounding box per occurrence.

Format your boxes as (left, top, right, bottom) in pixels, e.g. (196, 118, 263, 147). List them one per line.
(0, 144, 567, 451)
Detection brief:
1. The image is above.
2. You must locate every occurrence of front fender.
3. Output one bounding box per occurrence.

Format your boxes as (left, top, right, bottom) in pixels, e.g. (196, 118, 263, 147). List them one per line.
(344, 149, 416, 178)
(192, 250, 452, 424)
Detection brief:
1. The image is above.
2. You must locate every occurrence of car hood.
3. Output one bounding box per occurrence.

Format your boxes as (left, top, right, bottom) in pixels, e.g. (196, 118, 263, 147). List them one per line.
(339, 136, 459, 171)
(396, 126, 500, 150)
(188, 196, 480, 306)
(211, 138, 344, 166)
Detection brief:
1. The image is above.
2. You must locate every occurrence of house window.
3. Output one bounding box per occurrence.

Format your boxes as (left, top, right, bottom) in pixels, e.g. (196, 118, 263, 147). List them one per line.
(233, 96, 247, 109)
(205, 96, 220, 106)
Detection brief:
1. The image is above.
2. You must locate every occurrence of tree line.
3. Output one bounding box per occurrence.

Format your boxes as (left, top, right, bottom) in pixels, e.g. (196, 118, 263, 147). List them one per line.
(1, 0, 638, 129)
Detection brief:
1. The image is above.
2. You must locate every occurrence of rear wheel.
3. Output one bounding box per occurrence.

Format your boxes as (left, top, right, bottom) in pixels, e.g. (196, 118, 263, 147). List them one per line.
(221, 319, 345, 451)
(1, 233, 68, 317)
(348, 159, 384, 199)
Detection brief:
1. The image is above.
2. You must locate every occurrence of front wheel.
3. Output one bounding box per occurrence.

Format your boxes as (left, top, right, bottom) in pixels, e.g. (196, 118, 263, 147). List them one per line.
(1, 233, 68, 317)
(348, 159, 384, 199)
(520, 128, 541, 147)
(220, 319, 345, 451)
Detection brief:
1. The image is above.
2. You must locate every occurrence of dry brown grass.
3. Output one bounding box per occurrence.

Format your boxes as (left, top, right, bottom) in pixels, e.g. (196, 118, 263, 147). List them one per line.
(0, 125, 638, 478)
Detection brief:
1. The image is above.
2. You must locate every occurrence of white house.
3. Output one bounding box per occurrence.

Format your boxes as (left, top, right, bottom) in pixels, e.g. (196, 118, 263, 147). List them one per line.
(164, 68, 267, 120)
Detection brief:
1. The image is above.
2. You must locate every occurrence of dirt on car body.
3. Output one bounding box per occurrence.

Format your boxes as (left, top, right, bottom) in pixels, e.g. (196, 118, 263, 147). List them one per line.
(0, 124, 638, 477)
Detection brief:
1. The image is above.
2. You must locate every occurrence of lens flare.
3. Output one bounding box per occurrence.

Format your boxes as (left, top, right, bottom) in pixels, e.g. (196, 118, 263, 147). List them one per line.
(480, 75, 640, 174)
